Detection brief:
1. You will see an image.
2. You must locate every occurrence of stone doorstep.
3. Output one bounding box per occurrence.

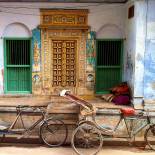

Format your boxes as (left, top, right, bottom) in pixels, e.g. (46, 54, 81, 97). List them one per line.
(0, 95, 132, 112)
(1, 95, 151, 118)
(0, 94, 33, 98)
(0, 94, 136, 112)
(0, 99, 51, 107)
(0, 94, 148, 111)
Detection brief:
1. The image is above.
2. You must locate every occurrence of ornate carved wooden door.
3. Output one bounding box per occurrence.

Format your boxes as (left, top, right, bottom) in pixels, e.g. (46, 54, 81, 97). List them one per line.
(40, 9, 89, 95)
(52, 40, 76, 87)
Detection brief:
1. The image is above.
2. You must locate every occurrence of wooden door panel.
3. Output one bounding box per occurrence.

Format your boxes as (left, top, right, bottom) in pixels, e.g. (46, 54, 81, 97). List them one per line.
(52, 40, 76, 87)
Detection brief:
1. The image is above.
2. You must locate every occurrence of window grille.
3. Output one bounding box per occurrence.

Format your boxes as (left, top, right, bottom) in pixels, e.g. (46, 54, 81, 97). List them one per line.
(5, 39, 31, 92)
(96, 40, 123, 94)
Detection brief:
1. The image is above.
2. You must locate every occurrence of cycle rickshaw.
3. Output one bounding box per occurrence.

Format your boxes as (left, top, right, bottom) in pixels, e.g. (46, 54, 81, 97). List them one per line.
(60, 90, 155, 155)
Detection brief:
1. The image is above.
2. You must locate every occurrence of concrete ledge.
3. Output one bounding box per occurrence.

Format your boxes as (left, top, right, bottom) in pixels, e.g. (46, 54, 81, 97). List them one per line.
(0, 137, 147, 147)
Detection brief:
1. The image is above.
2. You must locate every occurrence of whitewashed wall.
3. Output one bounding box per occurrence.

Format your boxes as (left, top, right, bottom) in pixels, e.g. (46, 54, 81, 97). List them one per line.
(124, 0, 136, 91)
(0, 2, 126, 94)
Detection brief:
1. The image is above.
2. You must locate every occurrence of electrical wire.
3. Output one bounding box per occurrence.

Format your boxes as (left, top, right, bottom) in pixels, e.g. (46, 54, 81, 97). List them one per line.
(0, 3, 101, 10)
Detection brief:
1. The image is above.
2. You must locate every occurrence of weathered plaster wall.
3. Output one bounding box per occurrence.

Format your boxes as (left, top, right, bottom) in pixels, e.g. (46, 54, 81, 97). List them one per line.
(133, 0, 146, 105)
(125, 0, 155, 106)
(0, 2, 126, 94)
(144, 0, 155, 99)
(125, 0, 148, 107)
(124, 0, 136, 92)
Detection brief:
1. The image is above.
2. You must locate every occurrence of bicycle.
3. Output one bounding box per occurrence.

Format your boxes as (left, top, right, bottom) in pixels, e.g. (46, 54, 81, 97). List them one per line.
(0, 104, 68, 147)
(60, 90, 155, 155)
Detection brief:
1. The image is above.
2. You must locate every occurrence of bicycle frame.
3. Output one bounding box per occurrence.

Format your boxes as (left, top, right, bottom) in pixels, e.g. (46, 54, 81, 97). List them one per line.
(98, 113, 152, 140)
(126, 114, 151, 138)
(60, 90, 153, 142)
(1, 106, 45, 136)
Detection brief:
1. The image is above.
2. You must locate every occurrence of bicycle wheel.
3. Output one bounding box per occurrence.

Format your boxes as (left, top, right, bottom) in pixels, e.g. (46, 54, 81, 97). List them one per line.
(145, 124, 155, 150)
(40, 118, 68, 147)
(71, 121, 103, 155)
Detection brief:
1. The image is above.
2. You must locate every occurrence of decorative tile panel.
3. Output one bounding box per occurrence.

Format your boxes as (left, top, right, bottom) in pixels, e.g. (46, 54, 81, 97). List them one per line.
(42, 29, 51, 91)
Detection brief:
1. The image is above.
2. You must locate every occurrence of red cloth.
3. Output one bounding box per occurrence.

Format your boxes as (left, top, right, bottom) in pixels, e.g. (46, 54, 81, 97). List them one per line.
(112, 95, 130, 105)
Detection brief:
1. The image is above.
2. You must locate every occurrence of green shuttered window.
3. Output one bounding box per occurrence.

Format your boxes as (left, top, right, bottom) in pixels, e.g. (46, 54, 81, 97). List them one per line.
(96, 40, 123, 94)
(4, 39, 31, 93)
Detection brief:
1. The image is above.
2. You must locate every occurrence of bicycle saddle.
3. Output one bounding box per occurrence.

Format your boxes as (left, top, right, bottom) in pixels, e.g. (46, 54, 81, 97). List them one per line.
(120, 107, 135, 116)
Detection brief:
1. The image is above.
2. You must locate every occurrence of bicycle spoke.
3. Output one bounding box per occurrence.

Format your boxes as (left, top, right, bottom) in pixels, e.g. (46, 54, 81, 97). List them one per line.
(145, 125, 155, 150)
(40, 118, 67, 147)
(72, 121, 103, 155)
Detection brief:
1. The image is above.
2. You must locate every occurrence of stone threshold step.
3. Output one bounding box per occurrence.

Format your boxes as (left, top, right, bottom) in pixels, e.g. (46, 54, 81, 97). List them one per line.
(0, 94, 33, 98)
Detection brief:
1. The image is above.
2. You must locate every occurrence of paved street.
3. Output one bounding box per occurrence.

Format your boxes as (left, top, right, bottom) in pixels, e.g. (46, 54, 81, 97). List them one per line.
(0, 144, 155, 155)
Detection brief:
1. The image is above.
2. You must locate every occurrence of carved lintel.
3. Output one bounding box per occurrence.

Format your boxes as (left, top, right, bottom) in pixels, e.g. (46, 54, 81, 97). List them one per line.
(39, 25, 90, 31)
(40, 9, 89, 30)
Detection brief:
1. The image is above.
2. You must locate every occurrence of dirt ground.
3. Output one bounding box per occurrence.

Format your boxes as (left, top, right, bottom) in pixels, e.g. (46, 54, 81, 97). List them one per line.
(0, 144, 155, 155)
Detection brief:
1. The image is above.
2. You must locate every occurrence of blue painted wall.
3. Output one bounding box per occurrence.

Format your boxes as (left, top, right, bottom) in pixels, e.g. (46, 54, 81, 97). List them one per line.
(144, 0, 155, 99)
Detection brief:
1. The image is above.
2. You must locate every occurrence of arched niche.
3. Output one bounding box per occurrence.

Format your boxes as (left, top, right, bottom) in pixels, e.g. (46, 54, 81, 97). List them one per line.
(3, 22, 31, 37)
(96, 24, 124, 39)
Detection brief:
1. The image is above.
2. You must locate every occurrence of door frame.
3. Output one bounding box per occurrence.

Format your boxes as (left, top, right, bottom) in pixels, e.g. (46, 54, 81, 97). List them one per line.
(95, 39, 124, 94)
(4, 37, 32, 94)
